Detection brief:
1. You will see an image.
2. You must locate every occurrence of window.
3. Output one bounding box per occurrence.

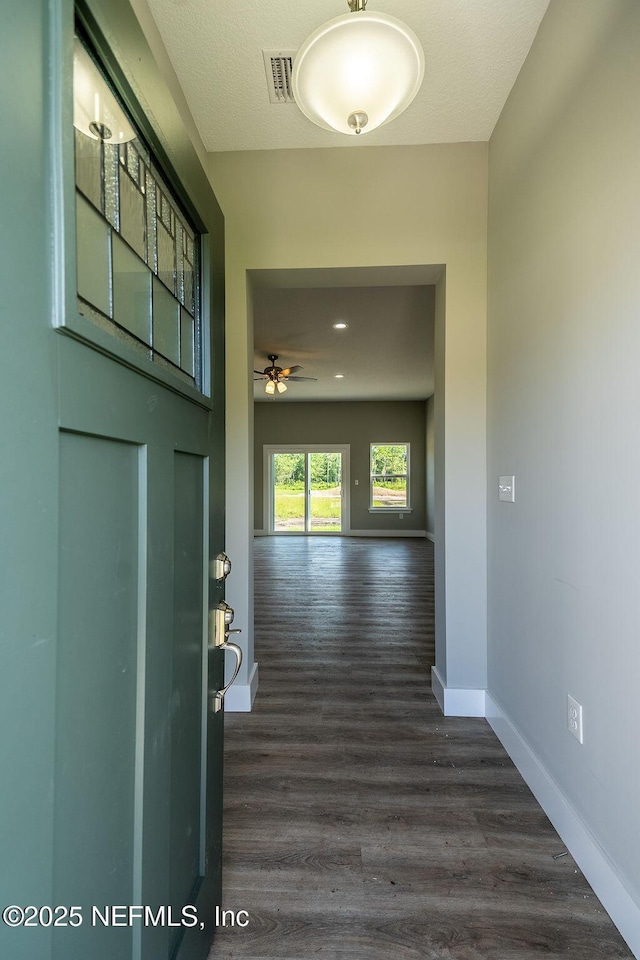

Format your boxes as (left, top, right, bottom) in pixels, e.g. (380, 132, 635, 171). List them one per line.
(73, 34, 201, 389)
(370, 443, 409, 510)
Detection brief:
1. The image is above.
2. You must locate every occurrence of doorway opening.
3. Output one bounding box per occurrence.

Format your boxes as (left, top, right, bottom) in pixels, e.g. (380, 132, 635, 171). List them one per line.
(264, 444, 350, 535)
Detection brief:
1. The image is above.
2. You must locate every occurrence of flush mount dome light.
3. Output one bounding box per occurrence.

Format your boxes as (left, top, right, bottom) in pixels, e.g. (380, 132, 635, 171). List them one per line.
(292, 0, 424, 137)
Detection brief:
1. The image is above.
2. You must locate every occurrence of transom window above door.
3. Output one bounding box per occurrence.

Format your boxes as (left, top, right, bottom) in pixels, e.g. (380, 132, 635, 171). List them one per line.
(73, 34, 202, 389)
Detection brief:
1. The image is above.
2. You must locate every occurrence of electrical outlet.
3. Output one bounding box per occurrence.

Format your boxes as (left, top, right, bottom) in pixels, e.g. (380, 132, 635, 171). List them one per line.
(567, 694, 583, 744)
(399, 513, 404, 519)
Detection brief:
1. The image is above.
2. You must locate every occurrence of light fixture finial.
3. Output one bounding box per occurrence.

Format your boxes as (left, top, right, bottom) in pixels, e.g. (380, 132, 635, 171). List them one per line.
(347, 111, 368, 135)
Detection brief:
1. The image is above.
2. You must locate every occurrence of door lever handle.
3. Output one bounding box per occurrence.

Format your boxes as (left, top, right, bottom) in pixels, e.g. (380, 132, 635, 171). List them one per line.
(210, 600, 241, 647)
(209, 602, 243, 712)
(212, 640, 243, 714)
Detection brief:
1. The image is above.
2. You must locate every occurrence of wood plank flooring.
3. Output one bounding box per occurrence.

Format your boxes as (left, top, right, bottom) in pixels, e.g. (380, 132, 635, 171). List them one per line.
(210, 536, 632, 960)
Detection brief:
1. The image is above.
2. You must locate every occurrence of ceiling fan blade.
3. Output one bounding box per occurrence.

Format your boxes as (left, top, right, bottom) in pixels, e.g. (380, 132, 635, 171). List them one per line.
(279, 365, 302, 377)
(253, 370, 268, 376)
(285, 376, 317, 382)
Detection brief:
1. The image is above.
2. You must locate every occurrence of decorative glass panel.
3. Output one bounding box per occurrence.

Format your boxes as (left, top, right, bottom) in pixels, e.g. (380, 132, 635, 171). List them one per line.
(145, 167, 157, 270)
(103, 143, 120, 229)
(180, 308, 195, 376)
(112, 234, 152, 343)
(175, 220, 184, 303)
(157, 220, 176, 294)
(74, 129, 102, 210)
(76, 194, 112, 318)
(153, 277, 180, 365)
(73, 34, 202, 387)
(118, 169, 145, 260)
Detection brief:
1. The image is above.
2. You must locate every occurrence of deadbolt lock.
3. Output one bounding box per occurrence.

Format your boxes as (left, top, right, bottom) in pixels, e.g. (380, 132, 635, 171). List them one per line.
(214, 552, 232, 581)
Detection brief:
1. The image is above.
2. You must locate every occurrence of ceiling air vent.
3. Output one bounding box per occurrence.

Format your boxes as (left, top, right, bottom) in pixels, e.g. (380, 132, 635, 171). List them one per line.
(262, 50, 297, 104)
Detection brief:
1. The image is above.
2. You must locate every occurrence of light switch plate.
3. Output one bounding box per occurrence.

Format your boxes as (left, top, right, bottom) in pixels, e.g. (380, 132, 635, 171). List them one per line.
(567, 694, 584, 744)
(498, 476, 515, 502)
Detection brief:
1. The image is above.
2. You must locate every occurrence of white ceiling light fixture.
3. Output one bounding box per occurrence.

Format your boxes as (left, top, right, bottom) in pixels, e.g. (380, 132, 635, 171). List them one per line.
(332, 322, 348, 329)
(292, 0, 424, 137)
(73, 37, 136, 143)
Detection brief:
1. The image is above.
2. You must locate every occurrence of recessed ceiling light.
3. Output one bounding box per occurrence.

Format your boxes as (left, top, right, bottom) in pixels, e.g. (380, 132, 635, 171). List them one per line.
(332, 322, 348, 330)
(334, 374, 345, 378)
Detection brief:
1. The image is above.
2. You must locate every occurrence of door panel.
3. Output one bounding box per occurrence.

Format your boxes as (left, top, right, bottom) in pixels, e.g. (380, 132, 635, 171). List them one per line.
(273, 452, 305, 531)
(309, 452, 342, 532)
(54, 432, 141, 960)
(0, 3, 227, 958)
(170, 452, 205, 924)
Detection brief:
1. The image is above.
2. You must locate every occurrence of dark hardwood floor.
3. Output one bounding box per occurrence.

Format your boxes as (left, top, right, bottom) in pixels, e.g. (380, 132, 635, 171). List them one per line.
(210, 536, 632, 959)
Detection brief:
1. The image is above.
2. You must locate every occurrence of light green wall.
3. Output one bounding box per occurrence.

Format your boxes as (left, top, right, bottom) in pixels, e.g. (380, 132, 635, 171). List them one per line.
(488, 0, 640, 947)
(254, 401, 427, 532)
(434, 273, 447, 676)
(210, 142, 488, 692)
(425, 395, 435, 535)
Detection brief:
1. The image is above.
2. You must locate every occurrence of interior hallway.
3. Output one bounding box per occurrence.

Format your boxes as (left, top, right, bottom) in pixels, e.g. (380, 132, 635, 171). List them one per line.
(211, 537, 631, 959)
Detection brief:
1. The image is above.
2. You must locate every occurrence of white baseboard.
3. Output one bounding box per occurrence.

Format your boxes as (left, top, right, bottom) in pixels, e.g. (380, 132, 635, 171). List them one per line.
(224, 661, 259, 712)
(349, 529, 427, 538)
(485, 692, 640, 959)
(431, 666, 486, 717)
(425, 531, 435, 543)
(254, 529, 427, 539)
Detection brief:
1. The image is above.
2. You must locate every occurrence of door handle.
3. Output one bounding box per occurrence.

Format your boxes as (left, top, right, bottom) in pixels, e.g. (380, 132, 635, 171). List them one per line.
(211, 599, 240, 647)
(212, 641, 242, 714)
(209, 601, 243, 713)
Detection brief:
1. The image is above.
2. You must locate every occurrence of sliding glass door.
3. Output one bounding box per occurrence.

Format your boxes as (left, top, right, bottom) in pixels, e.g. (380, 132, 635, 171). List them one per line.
(309, 452, 342, 531)
(273, 452, 306, 532)
(266, 445, 349, 535)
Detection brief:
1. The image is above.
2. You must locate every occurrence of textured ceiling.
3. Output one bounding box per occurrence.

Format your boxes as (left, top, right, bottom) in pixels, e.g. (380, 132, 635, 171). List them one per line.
(252, 281, 435, 403)
(146, 0, 550, 152)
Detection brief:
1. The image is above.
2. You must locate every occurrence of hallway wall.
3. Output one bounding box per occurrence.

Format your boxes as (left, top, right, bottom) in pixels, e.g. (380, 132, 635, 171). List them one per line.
(426, 395, 435, 537)
(209, 142, 488, 699)
(487, 0, 640, 948)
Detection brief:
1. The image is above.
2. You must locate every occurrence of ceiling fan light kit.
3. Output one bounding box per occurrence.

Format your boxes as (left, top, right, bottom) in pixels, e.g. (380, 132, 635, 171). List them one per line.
(292, 0, 424, 137)
(254, 354, 317, 397)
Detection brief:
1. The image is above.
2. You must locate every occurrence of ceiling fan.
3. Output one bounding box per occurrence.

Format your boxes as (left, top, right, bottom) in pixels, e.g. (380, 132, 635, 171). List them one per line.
(254, 355, 317, 395)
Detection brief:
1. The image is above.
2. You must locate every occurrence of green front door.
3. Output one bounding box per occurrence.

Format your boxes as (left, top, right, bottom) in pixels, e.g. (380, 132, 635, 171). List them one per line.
(0, 3, 226, 959)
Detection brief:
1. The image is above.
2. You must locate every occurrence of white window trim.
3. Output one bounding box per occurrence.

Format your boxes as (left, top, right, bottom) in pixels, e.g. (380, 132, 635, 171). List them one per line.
(369, 442, 410, 512)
